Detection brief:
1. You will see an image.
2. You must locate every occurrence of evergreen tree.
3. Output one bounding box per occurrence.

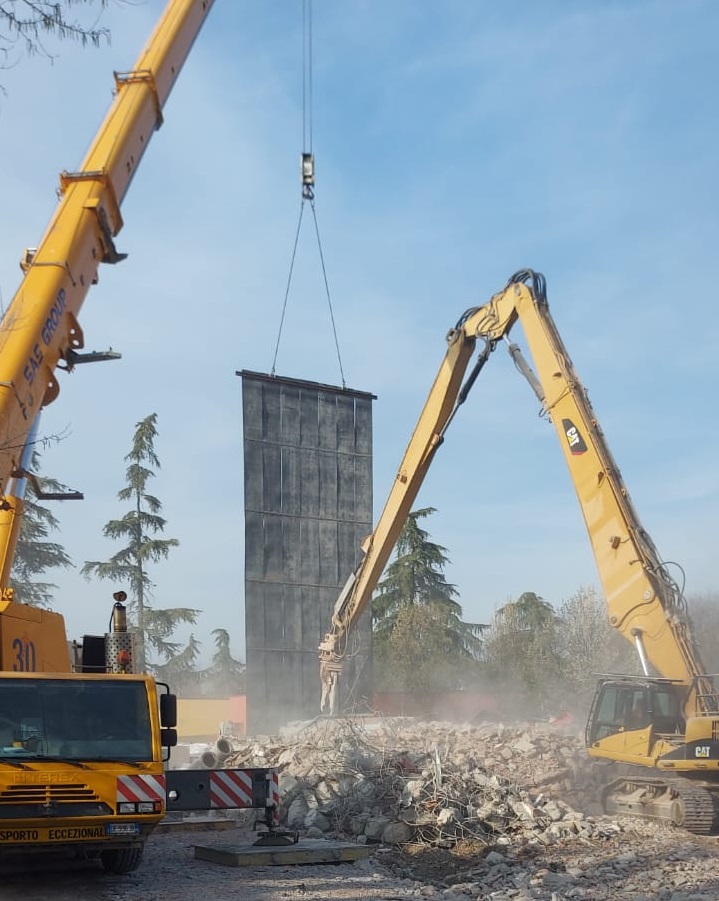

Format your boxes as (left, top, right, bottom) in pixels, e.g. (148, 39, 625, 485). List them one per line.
(1, 1, 109, 63)
(155, 630, 245, 699)
(482, 591, 562, 714)
(202, 628, 246, 696)
(372, 507, 484, 692)
(80, 413, 198, 671)
(152, 634, 202, 694)
(8, 453, 73, 608)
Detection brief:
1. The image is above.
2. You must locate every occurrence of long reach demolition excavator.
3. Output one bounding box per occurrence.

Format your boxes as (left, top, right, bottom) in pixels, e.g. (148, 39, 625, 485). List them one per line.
(319, 269, 719, 834)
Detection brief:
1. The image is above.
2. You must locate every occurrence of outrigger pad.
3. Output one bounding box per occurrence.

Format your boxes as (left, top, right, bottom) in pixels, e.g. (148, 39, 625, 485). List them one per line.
(252, 828, 300, 846)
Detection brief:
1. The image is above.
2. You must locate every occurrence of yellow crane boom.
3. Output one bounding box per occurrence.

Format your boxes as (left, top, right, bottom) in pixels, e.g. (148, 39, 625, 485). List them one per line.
(0, 0, 213, 619)
(0, 0, 214, 528)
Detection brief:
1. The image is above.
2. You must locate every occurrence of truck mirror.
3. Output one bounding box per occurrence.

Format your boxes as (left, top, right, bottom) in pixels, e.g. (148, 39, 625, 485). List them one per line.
(160, 693, 177, 728)
(161, 727, 178, 748)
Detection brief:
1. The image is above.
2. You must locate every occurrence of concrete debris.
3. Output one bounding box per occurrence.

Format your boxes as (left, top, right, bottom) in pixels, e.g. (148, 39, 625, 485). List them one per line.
(182, 718, 613, 847)
(175, 718, 719, 900)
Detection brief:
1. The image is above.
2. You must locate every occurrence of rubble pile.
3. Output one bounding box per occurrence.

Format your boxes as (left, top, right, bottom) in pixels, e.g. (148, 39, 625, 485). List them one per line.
(170, 720, 719, 900)
(210, 718, 613, 849)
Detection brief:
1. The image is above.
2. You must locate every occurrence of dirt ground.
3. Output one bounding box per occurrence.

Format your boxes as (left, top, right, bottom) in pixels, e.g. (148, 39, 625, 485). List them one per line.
(3, 817, 719, 901)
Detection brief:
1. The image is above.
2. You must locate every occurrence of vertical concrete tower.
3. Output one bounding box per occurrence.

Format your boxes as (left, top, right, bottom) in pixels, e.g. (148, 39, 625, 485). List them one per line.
(239, 371, 374, 735)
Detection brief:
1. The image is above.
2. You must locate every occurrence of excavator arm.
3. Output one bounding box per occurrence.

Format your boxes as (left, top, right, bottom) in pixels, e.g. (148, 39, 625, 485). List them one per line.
(320, 270, 712, 716)
(318, 285, 490, 714)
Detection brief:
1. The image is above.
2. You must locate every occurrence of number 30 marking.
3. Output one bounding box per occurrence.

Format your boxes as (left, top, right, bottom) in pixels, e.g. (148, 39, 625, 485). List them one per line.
(11, 638, 36, 672)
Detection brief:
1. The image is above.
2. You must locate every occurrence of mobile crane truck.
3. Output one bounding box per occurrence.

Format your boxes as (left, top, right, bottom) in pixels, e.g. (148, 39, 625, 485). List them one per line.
(319, 269, 719, 834)
(0, 0, 280, 874)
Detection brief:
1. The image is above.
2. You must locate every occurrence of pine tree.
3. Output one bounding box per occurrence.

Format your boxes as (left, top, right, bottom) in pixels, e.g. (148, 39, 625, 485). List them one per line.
(372, 507, 484, 691)
(203, 629, 246, 697)
(153, 631, 245, 699)
(1, 1, 109, 63)
(152, 634, 202, 694)
(8, 454, 73, 608)
(482, 591, 562, 713)
(80, 413, 198, 671)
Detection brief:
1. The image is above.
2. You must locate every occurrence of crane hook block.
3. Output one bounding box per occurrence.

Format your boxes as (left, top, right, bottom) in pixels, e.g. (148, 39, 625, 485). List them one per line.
(301, 152, 315, 195)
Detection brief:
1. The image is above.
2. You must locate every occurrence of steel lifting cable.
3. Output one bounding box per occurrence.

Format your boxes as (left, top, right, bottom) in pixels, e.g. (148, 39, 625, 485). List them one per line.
(270, 0, 346, 388)
(303, 0, 313, 161)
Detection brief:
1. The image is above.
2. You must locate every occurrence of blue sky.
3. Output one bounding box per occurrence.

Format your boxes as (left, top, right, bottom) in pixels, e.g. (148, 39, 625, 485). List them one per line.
(0, 0, 717, 664)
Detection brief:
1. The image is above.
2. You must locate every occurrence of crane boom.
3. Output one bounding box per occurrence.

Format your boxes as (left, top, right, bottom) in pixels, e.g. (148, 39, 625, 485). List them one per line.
(0, 0, 291, 874)
(0, 0, 214, 504)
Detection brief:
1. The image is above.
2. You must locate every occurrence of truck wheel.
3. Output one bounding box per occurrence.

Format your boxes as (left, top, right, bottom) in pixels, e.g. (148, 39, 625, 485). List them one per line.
(100, 845, 144, 874)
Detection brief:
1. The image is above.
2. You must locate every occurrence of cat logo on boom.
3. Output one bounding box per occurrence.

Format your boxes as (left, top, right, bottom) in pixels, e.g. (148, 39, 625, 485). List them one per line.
(562, 419, 588, 455)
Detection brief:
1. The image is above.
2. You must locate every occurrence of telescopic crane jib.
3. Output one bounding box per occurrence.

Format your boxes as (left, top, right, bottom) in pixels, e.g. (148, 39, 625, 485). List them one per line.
(0, 0, 286, 872)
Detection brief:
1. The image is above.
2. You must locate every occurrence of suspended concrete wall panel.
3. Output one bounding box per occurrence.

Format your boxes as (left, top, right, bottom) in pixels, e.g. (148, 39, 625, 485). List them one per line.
(239, 371, 375, 735)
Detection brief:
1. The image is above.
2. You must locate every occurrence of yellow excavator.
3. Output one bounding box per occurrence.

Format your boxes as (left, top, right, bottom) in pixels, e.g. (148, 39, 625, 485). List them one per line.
(319, 269, 719, 833)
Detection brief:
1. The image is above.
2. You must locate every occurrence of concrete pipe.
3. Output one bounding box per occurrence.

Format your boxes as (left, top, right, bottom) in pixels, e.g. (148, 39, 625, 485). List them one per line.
(200, 749, 218, 768)
(214, 738, 233, 764)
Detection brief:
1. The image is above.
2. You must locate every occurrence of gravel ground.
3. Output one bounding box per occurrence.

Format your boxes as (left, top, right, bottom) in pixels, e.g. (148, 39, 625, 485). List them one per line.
(0, 824, 409, 901)
(2, 816, 719, 901)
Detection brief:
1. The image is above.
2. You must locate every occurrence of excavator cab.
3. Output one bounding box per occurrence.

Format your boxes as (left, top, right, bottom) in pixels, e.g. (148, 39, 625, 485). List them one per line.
(586, 678, 687, 749)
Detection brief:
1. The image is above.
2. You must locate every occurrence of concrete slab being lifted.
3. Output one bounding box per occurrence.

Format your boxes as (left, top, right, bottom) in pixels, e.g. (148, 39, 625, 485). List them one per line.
(194, 838, 372, 868)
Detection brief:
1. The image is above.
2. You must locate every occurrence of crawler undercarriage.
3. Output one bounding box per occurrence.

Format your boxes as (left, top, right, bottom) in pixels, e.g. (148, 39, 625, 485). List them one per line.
(603, 775, 718, 834)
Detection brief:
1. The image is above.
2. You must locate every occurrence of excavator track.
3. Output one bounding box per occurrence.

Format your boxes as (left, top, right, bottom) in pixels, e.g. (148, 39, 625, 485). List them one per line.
(603, 775, 717, 834)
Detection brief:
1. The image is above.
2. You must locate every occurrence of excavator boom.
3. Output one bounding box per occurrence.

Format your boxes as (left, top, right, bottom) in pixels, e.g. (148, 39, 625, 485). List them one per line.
(320, 270, 710, 712)
(320, 270, 719, 832)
